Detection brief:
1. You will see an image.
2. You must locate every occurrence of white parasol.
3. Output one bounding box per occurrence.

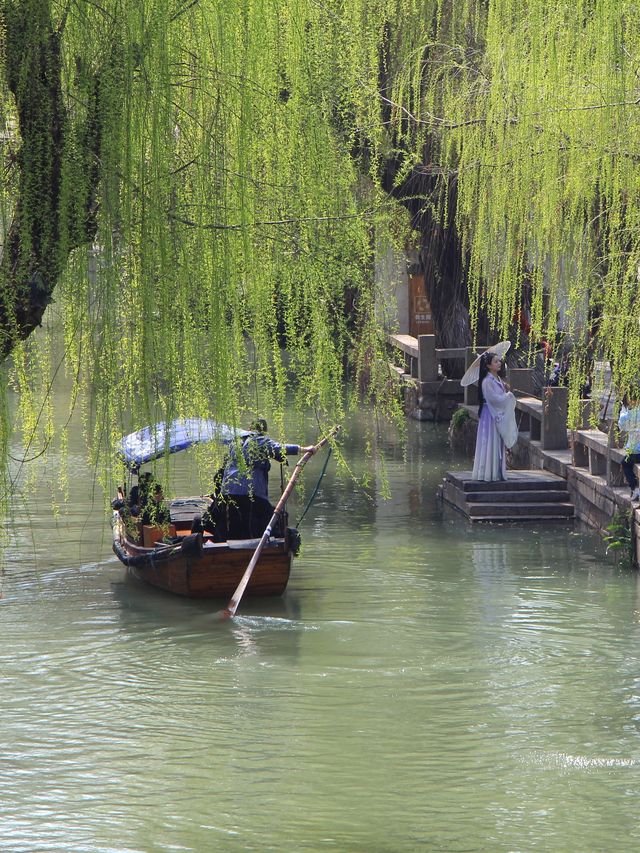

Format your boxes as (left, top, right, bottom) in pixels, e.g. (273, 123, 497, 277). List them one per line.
(460, 341, 511, 387)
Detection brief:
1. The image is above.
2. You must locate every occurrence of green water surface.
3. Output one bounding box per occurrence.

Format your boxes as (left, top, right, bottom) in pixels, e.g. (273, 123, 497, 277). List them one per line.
(0, 413, 638, 852)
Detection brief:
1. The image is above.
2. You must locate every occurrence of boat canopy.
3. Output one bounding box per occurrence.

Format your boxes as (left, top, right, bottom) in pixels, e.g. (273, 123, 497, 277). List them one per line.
(118, 418, 251, 470)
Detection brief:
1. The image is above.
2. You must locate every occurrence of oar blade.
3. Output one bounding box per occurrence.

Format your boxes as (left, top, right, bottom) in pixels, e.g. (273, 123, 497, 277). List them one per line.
(213, 605, 234, 622)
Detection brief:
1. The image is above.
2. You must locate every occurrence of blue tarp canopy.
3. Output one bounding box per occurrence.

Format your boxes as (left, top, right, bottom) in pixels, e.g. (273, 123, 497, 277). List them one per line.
(118, 418, 251, 470)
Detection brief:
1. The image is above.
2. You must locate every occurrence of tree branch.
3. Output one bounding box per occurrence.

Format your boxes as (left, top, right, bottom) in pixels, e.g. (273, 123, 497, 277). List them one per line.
(167, 211, 374, 230)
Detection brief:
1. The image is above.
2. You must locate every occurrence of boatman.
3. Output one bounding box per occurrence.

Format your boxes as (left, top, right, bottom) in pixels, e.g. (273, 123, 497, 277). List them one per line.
(198, 418, 315, 540)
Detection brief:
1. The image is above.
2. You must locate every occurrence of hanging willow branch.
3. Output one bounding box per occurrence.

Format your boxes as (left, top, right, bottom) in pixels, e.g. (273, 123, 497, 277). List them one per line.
(362, 0, 640, 410)
(3, 0, 637, 503)
(0, 0, 408, 500)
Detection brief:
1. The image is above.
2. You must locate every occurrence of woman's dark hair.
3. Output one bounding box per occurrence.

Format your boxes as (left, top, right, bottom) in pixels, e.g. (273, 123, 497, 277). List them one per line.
(477, 352, 499, 417)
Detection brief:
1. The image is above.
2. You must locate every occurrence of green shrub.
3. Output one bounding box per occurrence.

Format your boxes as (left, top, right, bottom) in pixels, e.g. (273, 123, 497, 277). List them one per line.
(450, 407, 471, 432)
(603, 511, 635, 569)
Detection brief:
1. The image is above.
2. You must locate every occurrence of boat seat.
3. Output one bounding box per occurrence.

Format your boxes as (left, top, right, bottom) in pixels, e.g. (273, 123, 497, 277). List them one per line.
(226, 537, 283, 549)
(174, 526, 216, 540)
(172, 530, 280, 548)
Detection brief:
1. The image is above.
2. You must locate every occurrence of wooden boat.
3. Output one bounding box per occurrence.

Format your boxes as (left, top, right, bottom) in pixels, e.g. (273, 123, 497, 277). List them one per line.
(111, 507, 295, 599)
(110, 420, 298, 599)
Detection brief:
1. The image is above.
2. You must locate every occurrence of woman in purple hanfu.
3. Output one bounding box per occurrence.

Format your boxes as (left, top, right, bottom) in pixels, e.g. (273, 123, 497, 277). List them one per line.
(472, 352, 518, 481)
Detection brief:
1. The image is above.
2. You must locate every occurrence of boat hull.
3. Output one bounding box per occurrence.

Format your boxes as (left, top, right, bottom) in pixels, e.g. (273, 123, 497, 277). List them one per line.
(112, 513, 293, 598)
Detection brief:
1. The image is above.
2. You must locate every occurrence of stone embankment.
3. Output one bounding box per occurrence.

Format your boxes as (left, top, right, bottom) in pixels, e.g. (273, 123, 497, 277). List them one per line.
(388, 334, 640, 565)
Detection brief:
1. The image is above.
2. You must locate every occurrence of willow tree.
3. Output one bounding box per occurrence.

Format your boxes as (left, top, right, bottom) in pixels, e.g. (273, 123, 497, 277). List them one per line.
(451, 0, 640, 416)
(362, 0, 640, 414)
(3, 0, 638, 502)
(0, 0, 409, 498)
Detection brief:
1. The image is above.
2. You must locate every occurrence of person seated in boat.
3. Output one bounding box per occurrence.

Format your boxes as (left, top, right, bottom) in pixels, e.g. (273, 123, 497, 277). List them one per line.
(129, 472, 171, 527)
(128, 472, 152, 514)
(140, 482, 171, 527)
(198, 418, 314, 540)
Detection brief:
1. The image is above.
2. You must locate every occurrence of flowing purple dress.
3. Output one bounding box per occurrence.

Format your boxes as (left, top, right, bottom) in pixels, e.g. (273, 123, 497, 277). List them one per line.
(472, 374, 518, 481)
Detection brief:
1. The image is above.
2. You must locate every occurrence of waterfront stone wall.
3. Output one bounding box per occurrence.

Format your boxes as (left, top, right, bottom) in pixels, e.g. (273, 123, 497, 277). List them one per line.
(450, 402, 640, 567)
(388, 335, 640, 564)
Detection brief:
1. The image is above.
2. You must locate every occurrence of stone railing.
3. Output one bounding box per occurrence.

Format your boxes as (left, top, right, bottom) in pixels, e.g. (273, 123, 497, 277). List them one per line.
(512, 387, 569, 451)
(387, 333, 483, 421)
(387, 339, 624, 467)
(570, 426, 637, 488)
(462, 388, 569, 451)
(387, 333, 479, 383)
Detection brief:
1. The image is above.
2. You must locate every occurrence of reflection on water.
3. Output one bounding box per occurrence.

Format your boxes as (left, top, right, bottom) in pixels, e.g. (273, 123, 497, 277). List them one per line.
(1, 414, 640, 851)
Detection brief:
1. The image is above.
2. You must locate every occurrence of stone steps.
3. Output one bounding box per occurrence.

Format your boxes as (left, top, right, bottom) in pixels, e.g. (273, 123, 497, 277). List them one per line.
(467, 501, 574, 518)
(469, 514, 574, 523)
(464, 489, 569, 503)
(441, 470, 574, 522)
(448, 470, 568, 492)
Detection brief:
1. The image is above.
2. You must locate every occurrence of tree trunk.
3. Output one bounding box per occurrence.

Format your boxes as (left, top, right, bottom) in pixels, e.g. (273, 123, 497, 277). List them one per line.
(381, 158, 478, 375)
(0, 0, 103, 360)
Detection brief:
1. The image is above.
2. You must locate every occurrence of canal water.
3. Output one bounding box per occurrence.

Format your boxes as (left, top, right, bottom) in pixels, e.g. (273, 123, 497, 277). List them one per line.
(1, 409, 639, 852)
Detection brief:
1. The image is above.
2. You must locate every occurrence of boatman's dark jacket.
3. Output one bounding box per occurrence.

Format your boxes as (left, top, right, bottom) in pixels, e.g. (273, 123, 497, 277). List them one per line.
(220, 434, 300, 501)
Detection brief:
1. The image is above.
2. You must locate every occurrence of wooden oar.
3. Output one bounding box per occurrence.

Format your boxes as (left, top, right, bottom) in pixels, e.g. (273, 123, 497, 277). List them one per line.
(217, 429, 337, 620)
